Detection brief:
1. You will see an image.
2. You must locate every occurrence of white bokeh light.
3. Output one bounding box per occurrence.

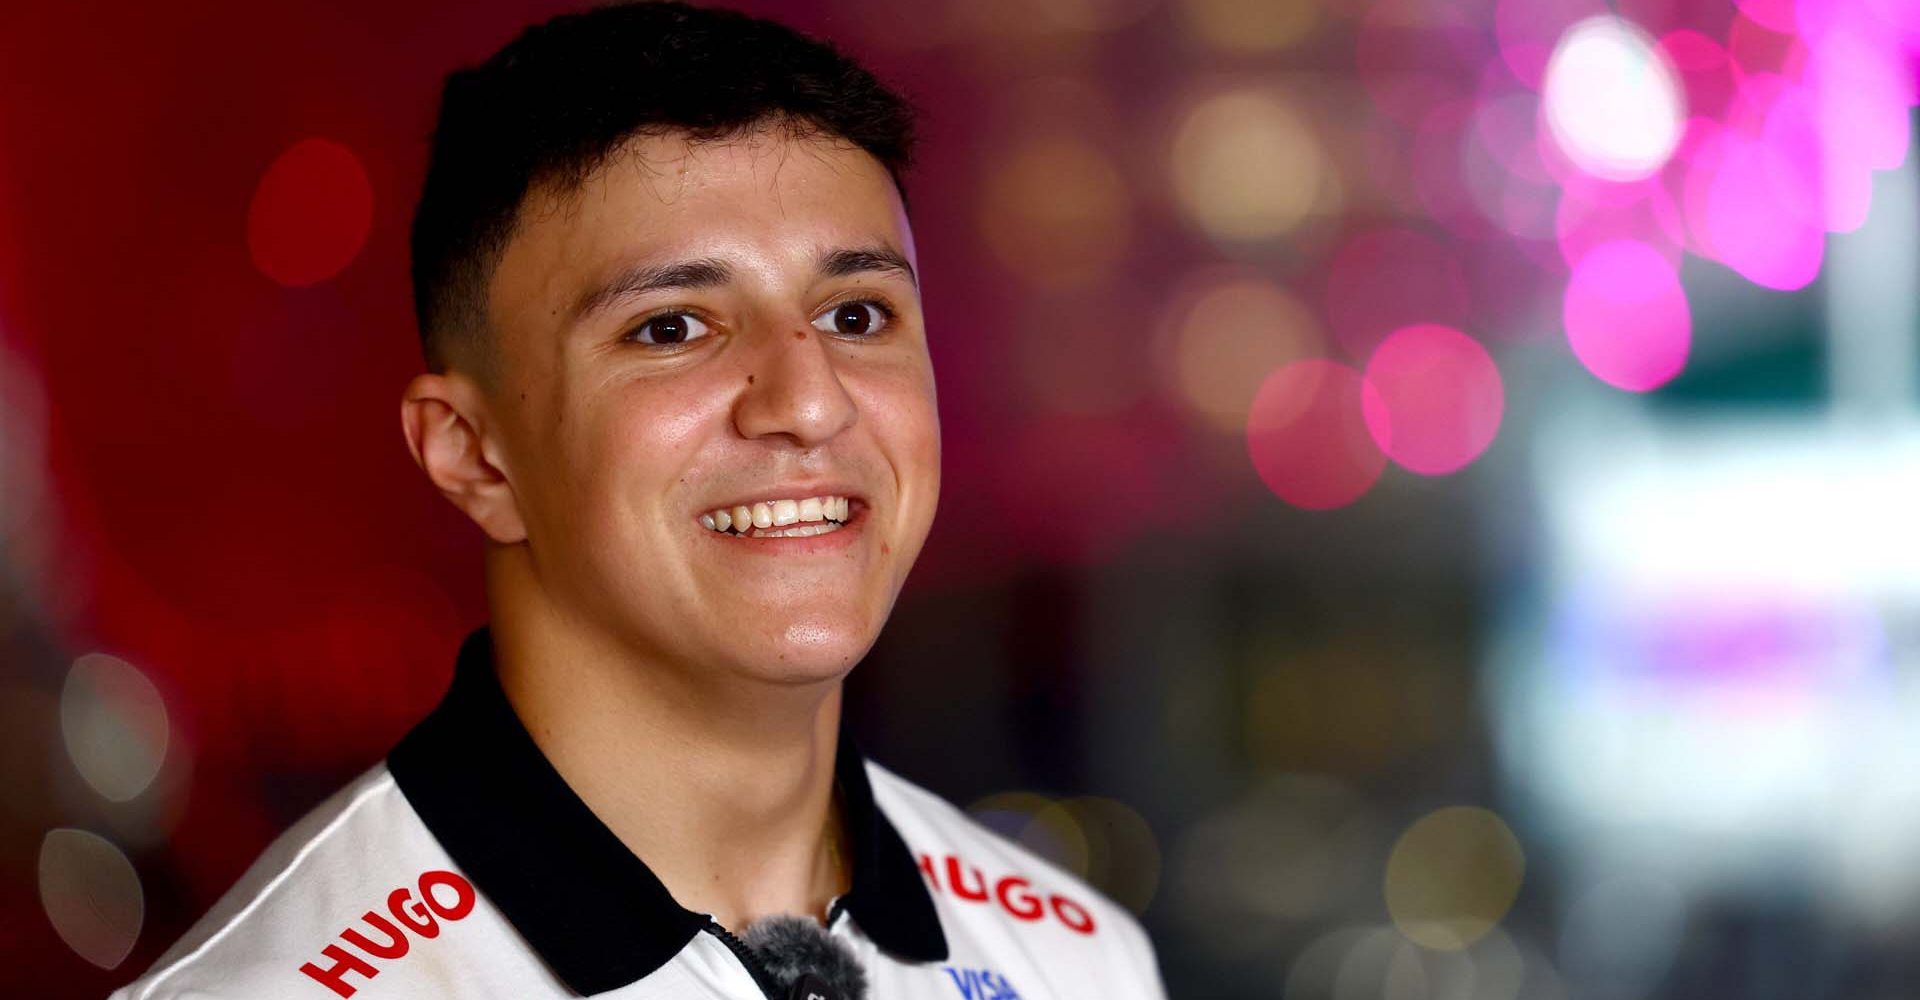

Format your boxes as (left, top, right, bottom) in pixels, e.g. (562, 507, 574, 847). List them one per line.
(1542, 15, 1684, 182)
(39, 828, 144, 969)
(61, 653, 169, 802)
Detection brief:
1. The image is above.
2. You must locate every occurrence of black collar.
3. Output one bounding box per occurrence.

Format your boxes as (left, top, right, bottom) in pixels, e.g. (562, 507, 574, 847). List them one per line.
(387, 627, 947, 995)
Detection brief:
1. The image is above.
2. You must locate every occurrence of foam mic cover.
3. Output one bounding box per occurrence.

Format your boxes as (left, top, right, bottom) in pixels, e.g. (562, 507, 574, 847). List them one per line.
(740, 914, 869, 1000)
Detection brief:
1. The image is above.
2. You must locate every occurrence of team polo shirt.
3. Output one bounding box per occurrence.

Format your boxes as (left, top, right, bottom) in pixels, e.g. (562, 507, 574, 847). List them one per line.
(110, 629, 1169, 1000)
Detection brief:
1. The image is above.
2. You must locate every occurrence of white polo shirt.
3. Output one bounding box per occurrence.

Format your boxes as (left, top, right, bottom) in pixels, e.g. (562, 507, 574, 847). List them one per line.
(108, 629, 1169, 1000)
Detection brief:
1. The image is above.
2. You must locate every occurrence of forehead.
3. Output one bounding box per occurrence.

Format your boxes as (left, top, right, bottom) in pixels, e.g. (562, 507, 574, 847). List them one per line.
(489, 127, 914, 328)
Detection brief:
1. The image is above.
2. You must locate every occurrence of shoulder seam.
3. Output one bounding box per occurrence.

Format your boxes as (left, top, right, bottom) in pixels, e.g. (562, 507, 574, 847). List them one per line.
(131, 772, 398, 1000)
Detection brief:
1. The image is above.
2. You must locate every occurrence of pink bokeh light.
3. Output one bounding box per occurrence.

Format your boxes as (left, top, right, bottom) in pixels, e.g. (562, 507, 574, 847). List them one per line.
(1660, 29, 1737, 120)
(1563, 239, 1693, 391)
(1705, 131, 1826, 290)
(1494, 0, 1609, 89)
(1803, 25, 1914, 169)
(1857, 0, 1920, 38)
(1679, 116, 1735, 259)
(1795, 0, 1920, 62)
(1734, 0, 1800, 35)
(1472, 83, 1555, 184)
(1725, 68, 1795, 134)
(1361, 324, 1505, 476)
(1759, 84, 1874, 233)
(1245, 359, 1387, 511)
(1727, 11, 1808, 80)
(1463, 79, 1561, 240)
(1660, 27, 1729, 72)
(1557, 178, 1688, 268)
(1462, 130, 1559, 241)
(1794, 0, 1854, 42)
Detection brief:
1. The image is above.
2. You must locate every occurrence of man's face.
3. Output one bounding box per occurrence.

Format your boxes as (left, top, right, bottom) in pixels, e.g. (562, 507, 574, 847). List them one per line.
(482, 126, 939, 687)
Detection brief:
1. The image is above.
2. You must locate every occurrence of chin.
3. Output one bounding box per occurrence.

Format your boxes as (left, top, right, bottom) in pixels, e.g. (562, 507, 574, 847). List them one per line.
(742, 615, 876, 687)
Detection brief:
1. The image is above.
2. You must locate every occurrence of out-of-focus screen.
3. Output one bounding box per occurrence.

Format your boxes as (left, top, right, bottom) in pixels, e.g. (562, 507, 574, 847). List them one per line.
(3, 0, 1918, 996)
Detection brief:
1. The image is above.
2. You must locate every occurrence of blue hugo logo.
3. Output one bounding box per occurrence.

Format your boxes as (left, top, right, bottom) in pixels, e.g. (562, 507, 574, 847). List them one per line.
(943, 966, 1021, 999)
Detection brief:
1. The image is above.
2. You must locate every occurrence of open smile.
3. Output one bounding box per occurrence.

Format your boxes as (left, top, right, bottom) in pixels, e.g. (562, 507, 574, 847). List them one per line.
(697, 493, 861, 539)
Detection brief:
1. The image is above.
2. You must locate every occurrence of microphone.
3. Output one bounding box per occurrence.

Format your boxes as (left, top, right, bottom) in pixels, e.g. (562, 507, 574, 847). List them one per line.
(740, 914, 869, 1000)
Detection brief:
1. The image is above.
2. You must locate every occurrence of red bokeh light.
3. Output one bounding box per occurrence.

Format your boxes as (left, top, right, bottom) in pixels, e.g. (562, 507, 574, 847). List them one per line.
(246, 138, 374, 288)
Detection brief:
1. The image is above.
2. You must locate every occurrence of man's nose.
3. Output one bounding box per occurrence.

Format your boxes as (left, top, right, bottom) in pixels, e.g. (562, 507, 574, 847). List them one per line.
(731, 326, 858, 447)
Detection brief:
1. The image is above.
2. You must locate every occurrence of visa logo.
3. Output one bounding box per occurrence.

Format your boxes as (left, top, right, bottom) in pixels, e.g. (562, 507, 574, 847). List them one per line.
(943, 966, 1022, 1000)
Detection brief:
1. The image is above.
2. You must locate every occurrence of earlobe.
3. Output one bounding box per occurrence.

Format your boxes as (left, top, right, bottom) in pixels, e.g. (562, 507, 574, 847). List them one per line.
(399, 373, 528, 545)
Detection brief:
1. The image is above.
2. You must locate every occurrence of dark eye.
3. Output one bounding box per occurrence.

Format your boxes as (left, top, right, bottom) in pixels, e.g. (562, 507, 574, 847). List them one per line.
(628, 311, 712, 346)
(811, 300, 892, 337)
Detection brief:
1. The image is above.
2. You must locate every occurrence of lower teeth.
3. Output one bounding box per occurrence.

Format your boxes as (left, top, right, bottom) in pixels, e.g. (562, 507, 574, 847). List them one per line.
(739, 521, 844, 539)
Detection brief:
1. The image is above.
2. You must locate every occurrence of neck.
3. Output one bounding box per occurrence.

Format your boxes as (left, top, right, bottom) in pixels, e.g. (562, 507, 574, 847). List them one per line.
(485, 559, 850, 931)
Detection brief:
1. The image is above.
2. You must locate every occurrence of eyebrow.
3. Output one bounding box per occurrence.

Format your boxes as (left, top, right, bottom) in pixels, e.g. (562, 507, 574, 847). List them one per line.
(819, 245, 917, 287)
(573, 257, 733, 320)
(571, 243, 917, 324)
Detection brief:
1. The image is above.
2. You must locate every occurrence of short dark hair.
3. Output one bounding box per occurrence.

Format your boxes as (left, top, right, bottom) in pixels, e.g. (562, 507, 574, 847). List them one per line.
(409, 1, 917, 375)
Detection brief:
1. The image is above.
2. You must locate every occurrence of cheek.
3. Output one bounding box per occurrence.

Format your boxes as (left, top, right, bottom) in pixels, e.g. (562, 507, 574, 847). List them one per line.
(606, 388, 709, 462)
(563, 382, 717, 523)
(851, 360, 941, 553)
(855, 360, 940, 468)
(904, 365, 942, 486)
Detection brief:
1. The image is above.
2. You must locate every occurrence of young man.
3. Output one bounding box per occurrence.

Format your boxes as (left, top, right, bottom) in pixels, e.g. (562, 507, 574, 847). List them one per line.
(110, 4, 1167, 999)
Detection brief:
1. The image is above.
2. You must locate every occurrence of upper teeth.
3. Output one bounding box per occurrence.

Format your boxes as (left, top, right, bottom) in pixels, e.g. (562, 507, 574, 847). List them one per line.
(700, 495, 852, 534)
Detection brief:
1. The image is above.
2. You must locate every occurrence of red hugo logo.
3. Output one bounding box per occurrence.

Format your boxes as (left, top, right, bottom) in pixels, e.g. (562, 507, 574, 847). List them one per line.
(917, 854, 1096, 935)
(298, 870, 477, 998)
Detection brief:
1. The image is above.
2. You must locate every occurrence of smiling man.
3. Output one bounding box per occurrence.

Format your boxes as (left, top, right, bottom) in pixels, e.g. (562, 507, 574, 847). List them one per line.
(108, 4, 1166, 1000)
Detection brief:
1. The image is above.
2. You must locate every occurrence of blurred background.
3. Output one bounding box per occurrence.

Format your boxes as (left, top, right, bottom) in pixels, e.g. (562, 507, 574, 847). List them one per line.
(3, 0, 1918, 996)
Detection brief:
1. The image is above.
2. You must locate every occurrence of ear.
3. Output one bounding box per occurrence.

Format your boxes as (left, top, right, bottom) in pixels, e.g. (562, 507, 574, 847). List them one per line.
(400, 373, 528, 544)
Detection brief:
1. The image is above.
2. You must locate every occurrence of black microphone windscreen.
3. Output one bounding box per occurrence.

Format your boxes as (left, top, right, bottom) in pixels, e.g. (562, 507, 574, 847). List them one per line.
(740, 914, 869, 1000)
